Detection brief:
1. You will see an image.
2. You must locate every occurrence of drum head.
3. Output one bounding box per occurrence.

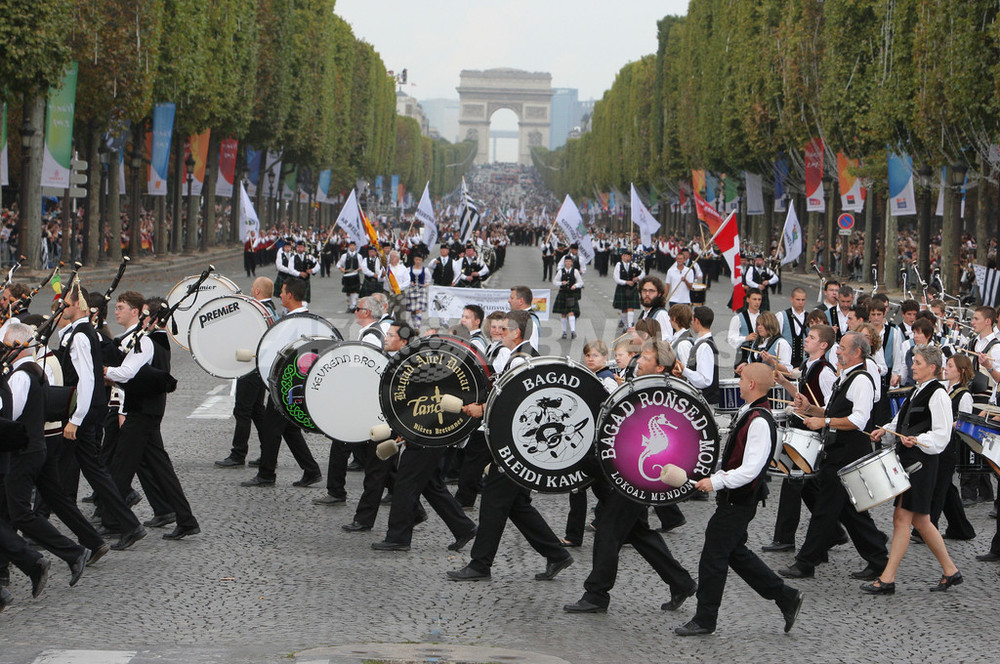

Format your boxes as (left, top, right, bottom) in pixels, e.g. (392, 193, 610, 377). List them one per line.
(188, 295, 273, 379)
(380, 335, 492, 447)
(484, 357, 604, 493)
(269, 336, 344, 431)
(167, 274, 241, 350)
(305, 341, 390, 443)
(255, 313, 342, 383)
(596, 374, 720, 505)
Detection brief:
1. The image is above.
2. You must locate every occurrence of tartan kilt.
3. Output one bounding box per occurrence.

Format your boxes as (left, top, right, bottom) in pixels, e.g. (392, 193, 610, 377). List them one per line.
(341, 274, 361, 294)
(406, 283, 428, 312)
(613, 284, 640, 310)
(552, 290, 580, 316)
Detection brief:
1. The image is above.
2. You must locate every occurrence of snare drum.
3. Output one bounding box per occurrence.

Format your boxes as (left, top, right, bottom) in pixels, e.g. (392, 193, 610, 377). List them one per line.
(690, 284, 707, 304)
(483, 357, 605, 493)
(782, 427, 824, 474)
(269, 336, 344, 430)
(167, 274, 240, 350)
(768, 428, 813, 478)
(980, 434, 1000, 475)
(304, 341, 390, 443)
(595, 374, 719, 505)
(718, 378, 743, 411)
(379, 335, 492, 447)
(188, 295, 274, 378)
(837, 446, 913, 512)
(255, 313, 342, 385)
(955, 437, 991, 474)
(956, 411, 1000, 449)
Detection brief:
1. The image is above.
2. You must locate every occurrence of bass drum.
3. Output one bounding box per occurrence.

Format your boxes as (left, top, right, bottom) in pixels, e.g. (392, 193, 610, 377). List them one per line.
(188, 295, 274, 379)
(255, 313, 342, 385)
(166, 274, 240, 350)
(304, 341, 391, 443)
(379, 334, 492, 447)
(484, 356, 606, 493)
(595, 374, 720, 506)
(269, 336, 344, 431)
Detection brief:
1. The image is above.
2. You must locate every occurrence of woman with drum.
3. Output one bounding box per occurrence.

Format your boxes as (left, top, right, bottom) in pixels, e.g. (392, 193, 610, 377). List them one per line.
(867, 346, 961, 594)
(737, 311, 791, 377)
(552, 255, 583, 340)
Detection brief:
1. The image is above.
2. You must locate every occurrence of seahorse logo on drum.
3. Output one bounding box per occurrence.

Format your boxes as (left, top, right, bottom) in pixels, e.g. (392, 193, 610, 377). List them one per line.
(638, 413, 678, 481)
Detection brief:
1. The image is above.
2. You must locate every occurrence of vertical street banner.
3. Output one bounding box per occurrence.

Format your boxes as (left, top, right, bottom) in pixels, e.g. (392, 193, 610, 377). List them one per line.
(804, 137, 825, 212)
(147, 103, 175, 196)
(836, 152, 864, 212)
(281, 164, 297, 201)
(887, 150, 917, 216)
(238, 181, 259, 241)
(744, 172, 764, 216)
(397, 181, 406, 208)
(375, 174, 383, 201)
(41, 62, 79, 189)
(416, 182, 437, 247)
(390, 174, 399, 205)
(630, 183, 659, 246)
(335, 189, 365, 245)
(1, 103, 7, 187)
(723, 174, 739, 213)
(264, 150, 282, 199)
(183, 129, 211, 196)
(555, 194, 595, 264)
(245, 146, 262, 197)
(215, 138, 238, 198)
(704, 172, 719, 205)
(773, 157, 789, 212)
(712, 211, 743, 311)
(316, 169, 332, 204)
(691, 170, 706, 199)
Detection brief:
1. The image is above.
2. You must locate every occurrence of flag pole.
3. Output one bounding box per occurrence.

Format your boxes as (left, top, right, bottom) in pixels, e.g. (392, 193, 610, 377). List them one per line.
(664, 211, 734, 303)
(543, 214, 560, 246)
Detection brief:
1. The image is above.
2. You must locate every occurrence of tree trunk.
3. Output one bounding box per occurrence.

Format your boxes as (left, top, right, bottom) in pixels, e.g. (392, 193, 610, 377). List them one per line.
(203, 134, 219, 251)
(108, 149, 122, 262)
(884, 196, 899, 294)
(863, 192, 875, 287)
(941, 166, 962, 294)
(975, 158, 993, 267)
(172, 134, 183, 253)
(19, 94, 45, 270)
(129, 124, 144, 260)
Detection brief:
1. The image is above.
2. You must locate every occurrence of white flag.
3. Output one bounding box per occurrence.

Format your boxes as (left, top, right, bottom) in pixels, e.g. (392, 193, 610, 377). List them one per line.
(238, 182, 259, 242)
(555, 194, 595, 265)
(630, 183, 660, 246)
(780, 203, 803, 265)
(416, 182, 437, 247)
(335, 189, 365, 246)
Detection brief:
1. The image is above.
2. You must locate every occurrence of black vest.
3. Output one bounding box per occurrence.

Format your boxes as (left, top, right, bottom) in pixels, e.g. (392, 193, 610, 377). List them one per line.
(557, 268, 577, 292)
(432, 257, 452, 286)
(11, 362, 45, 453)
(968, 337, 999, 396)
(894, 381, 945, 465)
(502, 341, 539, 372)
(56, 321, 108, 423)
(790, 357, 833, 431)
(122, 331, 171, 418)
(824, 364, 875, 447)
(688, 335, 719, 404)
(784, 308, 806, 367)
(719, 397, 776, 505)
(342, 252, 359, 274)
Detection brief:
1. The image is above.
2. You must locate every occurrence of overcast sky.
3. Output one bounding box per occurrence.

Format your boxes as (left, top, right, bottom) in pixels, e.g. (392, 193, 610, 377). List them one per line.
(335, 0, 689, 102)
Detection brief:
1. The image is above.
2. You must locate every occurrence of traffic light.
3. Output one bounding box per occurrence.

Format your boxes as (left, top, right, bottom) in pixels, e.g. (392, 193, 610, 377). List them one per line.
(401, 69, 407, 84)
(69, 158, 88, 199)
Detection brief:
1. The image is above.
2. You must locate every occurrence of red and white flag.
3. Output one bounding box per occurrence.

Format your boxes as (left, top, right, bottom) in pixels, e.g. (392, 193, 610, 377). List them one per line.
(709, 210, 744, 311)
(694, 191, 725, 235)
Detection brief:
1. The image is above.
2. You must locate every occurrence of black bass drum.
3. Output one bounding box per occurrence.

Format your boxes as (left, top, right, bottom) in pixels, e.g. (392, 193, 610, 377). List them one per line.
(268, 336, 344, 431)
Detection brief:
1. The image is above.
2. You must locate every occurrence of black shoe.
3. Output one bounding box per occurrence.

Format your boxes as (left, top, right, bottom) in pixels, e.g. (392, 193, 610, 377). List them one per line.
(381, 492, 393, 504)
(929, 571, 963, 592)
(346, 461, 364, 472)
(860, 578, 895, 594)
(143, 513, 176, 528)
(571, 332, 576, 339)
(414, 511, 429, 526)
(975, 552, 1000, 562)
(215, 456, 245, 468)
(371, 540, 410, 552)
(563, 599, 607, 614)
(0, 586, 11, 613)
(111, 525, 147, 551)
(448, 527, 477, 551)
(29, 558, 50, 598)
(833, 533, 850, 546)
(561, 332, 567, 339)
(447, 565, 491, 581)
(560, 538, 582, 548)
(81, 493, 96, 504)
(535, 556, 573, 581)
(781, 590, 804, 633)
(240, 475, 275, 487)
(87, 543, 110, 566)
(674, 619, 714, 636)
(762, 541, 794, 552)
(95, 526, 122, 538)
(779, 564, 813, 579)
(163, 525, 200, 540)
(125, 490, 142, 508)
(292, 472, 323, 487)
(69, 548, 89, 587)
(851, 564, 883, 581)
(661, 582, 697, 611)
(658, 518, 687, 532)
(248, 458, 261, 468)
(341, 521, 372, 532)
(0, 567, 8, 587)
(313, 494, 346, 505)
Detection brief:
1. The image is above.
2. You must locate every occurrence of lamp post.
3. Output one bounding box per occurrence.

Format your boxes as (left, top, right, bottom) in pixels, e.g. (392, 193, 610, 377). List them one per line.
(18, 119, 36, 268)
(942, 163, 967, 294)
(129, 146, 142, 260)
(267, 169, 276, 229)
(184, 152, 196, 253)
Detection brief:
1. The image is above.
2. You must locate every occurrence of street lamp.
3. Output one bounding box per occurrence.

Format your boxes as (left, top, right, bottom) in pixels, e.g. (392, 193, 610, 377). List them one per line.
(267, 169, 276, 227)
(130, 146, 143, 258)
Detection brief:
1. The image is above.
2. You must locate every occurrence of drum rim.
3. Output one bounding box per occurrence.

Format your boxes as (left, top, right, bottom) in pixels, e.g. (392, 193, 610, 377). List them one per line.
(303, 340, 390, 442)
(255, 312, 342, 380)
(187, 294, 273, 379)
(836, 445, 898, 476)
(167, 274, 242, 349)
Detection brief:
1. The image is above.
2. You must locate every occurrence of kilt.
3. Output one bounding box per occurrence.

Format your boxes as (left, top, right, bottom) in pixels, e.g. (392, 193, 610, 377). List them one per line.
(341, 273, 361, 294)
(613, 284, 640, 311)
(553, 290, 580, 316)
(406, 283, 428, 312)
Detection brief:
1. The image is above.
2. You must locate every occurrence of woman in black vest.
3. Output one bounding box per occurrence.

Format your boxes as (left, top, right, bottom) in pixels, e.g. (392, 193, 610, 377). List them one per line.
(927, 354, 976, 540)
(867, 345, 961, 594)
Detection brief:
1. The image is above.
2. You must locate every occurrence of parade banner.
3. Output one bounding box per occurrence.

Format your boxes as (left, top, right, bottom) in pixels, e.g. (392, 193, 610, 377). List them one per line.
(713, 211, 744, 311)
(704, 172, 719, 204)
(375, 174, 383, 201)
(1, 103, 7, 187)
(780, 203, 803, 265)
(147, 103, 175, 195)
(887, 150, 917, 216)
(837, 152, 864, 212)
(555, 194, 595, 265)
(744, 172, 764, 216)
(773, 157, 789, 212)
(397, 181, 406, 208)
(183, 129, 210, 196)
(215, 138, 238, 198)
(41, 62, 79, 189)
(238, 181, 259, 242)
(335, 189, 365, 245)
(316, 169, 332, 204)
(630, 183, 659, 246)
(245, 147, 261, 197)
(416, 182, 437, 247)
(263, 150, 281, 198)
(694, 191, 724, 235)
(428, 286, 551, 322)
(973, 264, 1000, 308)
(691, 170, 706, 199)
(804, 137, 825, 212)
(282, 164, 297, 201)
(390, 174, 399, 205)
(723, 175, 739, 213)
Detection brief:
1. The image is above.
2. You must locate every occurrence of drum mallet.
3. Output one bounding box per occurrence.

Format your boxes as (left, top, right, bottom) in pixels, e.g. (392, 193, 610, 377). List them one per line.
(659, 463, 692, 489)
(439, 394, 465, 414)
(235, 348, 256, 362)
(368, 424, 402, 459)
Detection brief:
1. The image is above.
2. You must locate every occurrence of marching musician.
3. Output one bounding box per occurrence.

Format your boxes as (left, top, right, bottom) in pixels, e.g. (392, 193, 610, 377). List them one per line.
(273, 242, 296, 296)
(826, 284, 853, 341)
(668, 304, 694, 366)
(243, 230, 260, 278)
(665, 247, 702, 307)
(540, 235, 556, 281)
(964, 306, 1000, 507)
(635, 276, 670, 341)
(676, 306, 719, 406)
(776, 287, 808, 368)
(360, 245, 385, 296)
(736, 311, 791, 377)
(289, 240, 320, 304)
(780, 331, 889, 581)
(867, 346, 961, 594)
(744, 254, 778, 311)
(383, 251, 411, 321)
(871, 298, 905, 424)
(728, 288, 763, 371)
(553, 255, 583, 340)
(336, 240, 362, 313)
(507, 286, 540, 351)
(454, 244, 489, 288)
(612, 248, 644, 330)
(897, 299, 920, 341)
(675, 363, 804, 636)
(933, 355, 976, 540)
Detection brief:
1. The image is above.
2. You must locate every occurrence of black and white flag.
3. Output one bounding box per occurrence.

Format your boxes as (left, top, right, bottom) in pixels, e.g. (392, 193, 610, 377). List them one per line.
(457, 178, 480, 243)
(974, 263, 1000, 308)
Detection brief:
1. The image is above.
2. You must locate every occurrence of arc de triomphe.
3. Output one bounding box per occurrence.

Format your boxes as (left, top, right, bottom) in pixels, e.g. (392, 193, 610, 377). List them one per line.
(456, 69, 552, 166)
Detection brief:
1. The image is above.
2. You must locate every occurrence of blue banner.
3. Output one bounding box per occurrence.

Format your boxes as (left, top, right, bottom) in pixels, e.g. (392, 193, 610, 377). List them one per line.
(390, 174, 399, 204)
(317, 169, 332, 203)
(246, 147, 262, 194)
(887, 149, 916, 217)
(375, 174, 383, 200)
(773, 156, 788, 212)
(148, 103, 174, 195)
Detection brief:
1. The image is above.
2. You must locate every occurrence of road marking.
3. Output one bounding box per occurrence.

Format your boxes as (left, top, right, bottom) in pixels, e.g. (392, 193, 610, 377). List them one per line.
(31, 651, 137, 664)
(187, 383, 235, 419)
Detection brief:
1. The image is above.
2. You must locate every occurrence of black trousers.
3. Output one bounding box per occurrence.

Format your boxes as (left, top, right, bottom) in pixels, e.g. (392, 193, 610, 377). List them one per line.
(454, 431, 491, 507)
(469, 465, 566, 573)
(384, 446, 474, 546)
(960, 471, 994, 501)
(110, 413, 198, 530)
(990, 510, 1000, 556)
(565, 486, 604, 544)
(228, 372, 267, 461)
(542, 255, 554, 281)
(795, 442, 888, 573)
(6, 448, 94, 563)
(258, 402, 321, 481)
(582, 491, 694, 608)
(325, 438, 366, 500)
(0, 516, 43, 577)
(655, 503, 685, 529)
(931, 445, 975, 539)
(67, 420, 140, 533)
(244, 251, 256, 276)
(770, 476, 830, 544)
(352, 441, 394, 527)
(694, 500, 798, 631)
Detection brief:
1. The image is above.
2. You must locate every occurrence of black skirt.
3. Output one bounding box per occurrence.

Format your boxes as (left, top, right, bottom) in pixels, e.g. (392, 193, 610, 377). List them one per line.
(894, 445, 939, 514)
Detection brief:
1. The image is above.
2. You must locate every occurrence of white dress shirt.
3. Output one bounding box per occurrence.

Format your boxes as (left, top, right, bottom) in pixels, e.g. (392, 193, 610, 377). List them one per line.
(837, 362, 876, 431)
(59, 318, 95, 426)
(682, 332, 715, 390)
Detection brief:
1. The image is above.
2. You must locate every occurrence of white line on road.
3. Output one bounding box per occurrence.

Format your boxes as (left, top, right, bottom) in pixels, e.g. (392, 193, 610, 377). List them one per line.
(31, 651, 137, 664)
(187, 383, 235, 419)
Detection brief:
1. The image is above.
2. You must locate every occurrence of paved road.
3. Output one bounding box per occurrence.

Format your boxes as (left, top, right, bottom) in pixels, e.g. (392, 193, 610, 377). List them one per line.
(1, 245, 997, 664)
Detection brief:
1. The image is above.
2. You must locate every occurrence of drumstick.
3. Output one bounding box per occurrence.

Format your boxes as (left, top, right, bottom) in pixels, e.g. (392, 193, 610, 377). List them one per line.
(771, 397, 795, 405)
(874, 427, 929, 448)
(803, 382, 820, 407)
